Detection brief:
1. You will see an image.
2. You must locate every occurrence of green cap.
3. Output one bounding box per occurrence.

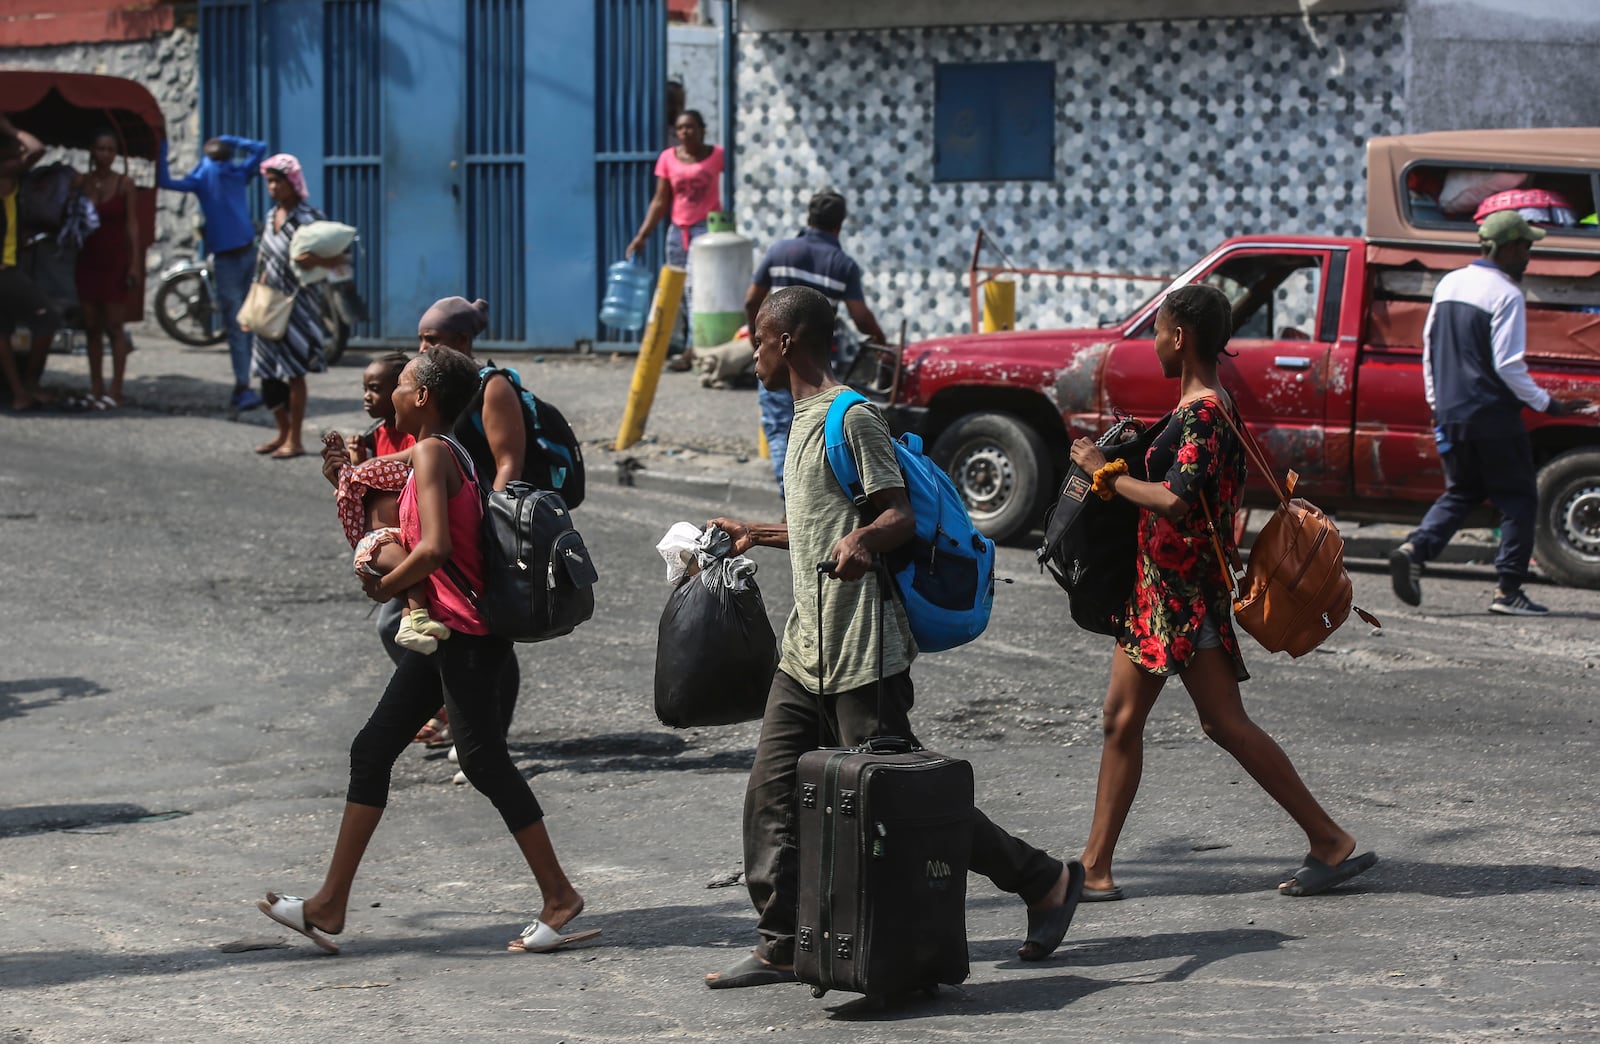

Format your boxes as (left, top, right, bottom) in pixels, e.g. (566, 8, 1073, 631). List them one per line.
(1478, 209, 1546, 246)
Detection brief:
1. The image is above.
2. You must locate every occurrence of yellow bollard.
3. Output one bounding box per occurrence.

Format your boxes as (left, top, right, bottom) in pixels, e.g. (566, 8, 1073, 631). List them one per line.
(614, 264, 687, 450)
(758, 423, 770, 459)
(981, 277, 1016, 332)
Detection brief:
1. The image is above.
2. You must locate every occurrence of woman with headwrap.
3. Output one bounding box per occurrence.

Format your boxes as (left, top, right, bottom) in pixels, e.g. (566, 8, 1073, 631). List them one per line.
(249, 153, 341, 458)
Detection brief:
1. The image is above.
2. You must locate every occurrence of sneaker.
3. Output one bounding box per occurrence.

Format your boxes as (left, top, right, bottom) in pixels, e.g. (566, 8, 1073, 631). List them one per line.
(452, 770, 467, 785)
(447, 744, 458, 764)
(1489, 590, 1549, 616)
(232, 387, 264, 411)
(1388, 542, 1422, 606)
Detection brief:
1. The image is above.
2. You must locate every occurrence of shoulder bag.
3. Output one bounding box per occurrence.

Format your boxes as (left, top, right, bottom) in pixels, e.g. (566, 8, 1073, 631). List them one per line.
(236, 247, 296, 341)
(1199, 404, 1378, 657)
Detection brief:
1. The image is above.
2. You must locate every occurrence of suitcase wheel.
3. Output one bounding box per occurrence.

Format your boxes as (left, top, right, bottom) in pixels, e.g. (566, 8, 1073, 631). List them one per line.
(810, 987, 827, 999)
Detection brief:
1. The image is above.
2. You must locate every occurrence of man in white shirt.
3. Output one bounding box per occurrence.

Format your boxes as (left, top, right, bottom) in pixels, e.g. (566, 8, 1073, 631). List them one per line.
(1390, 211, 1589, 616)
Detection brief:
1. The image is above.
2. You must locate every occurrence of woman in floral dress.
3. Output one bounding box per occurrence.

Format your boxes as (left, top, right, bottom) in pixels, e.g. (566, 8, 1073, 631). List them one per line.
(1068, 284, 1375, 899)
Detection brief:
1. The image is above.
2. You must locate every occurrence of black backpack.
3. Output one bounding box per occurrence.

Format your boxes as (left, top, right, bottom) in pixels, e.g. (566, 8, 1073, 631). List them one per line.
(470, 364, 586, 508)
(437, 435, 598, 643)
(1036, 414, 1161, 636)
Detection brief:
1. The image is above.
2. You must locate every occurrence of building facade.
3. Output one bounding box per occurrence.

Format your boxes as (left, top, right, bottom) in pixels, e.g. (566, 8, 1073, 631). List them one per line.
(732, 0, 1600, 340)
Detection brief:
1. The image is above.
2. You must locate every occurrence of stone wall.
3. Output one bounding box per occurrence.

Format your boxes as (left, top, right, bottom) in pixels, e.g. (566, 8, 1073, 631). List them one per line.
(735, 13, 1408, 340)
(1404, 0, 1600, 131)
(6, 27, 201, 312)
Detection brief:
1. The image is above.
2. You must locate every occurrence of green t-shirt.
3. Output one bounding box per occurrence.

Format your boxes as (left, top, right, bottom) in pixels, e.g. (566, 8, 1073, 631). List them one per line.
(778, 386, 917, 694)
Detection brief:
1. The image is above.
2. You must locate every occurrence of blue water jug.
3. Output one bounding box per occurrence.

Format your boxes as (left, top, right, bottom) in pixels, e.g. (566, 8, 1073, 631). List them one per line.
(599, 258, 654, 331)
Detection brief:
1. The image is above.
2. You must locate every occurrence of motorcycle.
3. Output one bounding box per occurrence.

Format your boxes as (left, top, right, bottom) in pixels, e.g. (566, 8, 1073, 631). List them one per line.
(154, 219, 359, 365)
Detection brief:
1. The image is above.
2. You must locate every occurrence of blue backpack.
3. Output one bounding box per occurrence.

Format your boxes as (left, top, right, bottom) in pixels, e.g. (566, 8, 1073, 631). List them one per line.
(467, 364, 586, 508)
(824, 389, 997, 652)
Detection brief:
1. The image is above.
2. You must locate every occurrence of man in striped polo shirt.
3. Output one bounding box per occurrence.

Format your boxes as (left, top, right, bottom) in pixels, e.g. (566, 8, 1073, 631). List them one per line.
(1390, 210, 1589, 616)
(745, 190, 887, 495)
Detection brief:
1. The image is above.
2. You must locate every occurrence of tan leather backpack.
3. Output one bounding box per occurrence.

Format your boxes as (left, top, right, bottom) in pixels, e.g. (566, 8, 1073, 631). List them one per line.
(1201, 406, 1379, 658)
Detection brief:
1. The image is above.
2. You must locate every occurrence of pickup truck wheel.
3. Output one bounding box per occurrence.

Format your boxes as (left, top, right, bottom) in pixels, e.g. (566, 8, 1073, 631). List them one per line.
(1534, 448, 1600, 589)
(929, 411, 1051, 544)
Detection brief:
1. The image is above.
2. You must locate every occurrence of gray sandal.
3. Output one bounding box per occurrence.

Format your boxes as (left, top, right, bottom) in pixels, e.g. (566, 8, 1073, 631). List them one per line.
(1279, 851, 1378, 896)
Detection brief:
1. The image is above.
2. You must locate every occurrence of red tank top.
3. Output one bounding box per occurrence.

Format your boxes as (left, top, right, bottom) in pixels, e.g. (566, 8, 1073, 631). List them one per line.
(370, 422, 414, 458)
(399, 441, 487, 635)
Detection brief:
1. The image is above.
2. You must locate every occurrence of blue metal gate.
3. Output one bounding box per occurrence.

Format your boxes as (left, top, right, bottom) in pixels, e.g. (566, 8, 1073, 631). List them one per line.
(595, 0, 666, 349)
(467, 0, 527, 346)
(322, 0, 382, 341)
(197, 0, 266, 235)
(198, 0, 627, 349)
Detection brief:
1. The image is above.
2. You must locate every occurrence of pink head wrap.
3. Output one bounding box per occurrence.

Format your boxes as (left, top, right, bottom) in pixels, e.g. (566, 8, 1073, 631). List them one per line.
(261, 153, 308, 202)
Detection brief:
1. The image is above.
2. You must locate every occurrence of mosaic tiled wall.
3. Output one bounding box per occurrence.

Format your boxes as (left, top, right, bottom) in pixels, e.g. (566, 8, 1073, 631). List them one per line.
(735, 14, 1406, 340)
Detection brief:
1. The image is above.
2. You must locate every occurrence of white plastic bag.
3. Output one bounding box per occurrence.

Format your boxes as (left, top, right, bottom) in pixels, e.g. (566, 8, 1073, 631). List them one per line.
(656, 521, 706, 585)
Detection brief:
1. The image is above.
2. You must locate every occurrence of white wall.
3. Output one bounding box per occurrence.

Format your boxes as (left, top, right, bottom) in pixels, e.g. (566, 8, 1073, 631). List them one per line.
(1404, 0, 1600, 130)
(669, 23, 723, 149)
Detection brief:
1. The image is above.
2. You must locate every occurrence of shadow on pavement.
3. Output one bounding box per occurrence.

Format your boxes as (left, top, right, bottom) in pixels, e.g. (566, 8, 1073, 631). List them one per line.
(825, 973, 1119, 1018)
(825, 927, 1296, 1018)
(0, 904, 758, 989)
(504, 731, 755, 776)
(0, 802, 186, 839)
(0, 675, 108, 722)
(1363, 857, 1599, 897)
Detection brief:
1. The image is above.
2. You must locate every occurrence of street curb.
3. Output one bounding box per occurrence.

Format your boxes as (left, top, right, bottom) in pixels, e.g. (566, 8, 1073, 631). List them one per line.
(621, 461, 784, 519)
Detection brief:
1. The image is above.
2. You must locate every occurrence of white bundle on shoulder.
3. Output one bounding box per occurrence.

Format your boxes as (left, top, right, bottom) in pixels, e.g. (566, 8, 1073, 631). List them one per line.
(290, 220, 358, 284)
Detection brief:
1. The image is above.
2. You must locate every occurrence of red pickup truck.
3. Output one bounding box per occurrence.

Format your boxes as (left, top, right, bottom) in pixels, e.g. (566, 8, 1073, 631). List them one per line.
(872, 130, 1600, 588)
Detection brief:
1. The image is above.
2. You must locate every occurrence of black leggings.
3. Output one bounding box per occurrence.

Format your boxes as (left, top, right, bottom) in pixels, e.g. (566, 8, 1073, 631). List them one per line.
(377, 596, 520, 732)
(347, 632, 543, 832)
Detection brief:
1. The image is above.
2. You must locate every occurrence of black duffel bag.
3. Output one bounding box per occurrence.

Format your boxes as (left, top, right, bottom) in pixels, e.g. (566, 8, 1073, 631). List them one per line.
(655, 556, 778, 728)
(1036, 413, 1163, 636)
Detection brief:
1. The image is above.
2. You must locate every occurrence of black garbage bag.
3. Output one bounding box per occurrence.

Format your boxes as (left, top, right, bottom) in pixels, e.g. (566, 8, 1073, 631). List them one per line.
(654, 555, 778, 728)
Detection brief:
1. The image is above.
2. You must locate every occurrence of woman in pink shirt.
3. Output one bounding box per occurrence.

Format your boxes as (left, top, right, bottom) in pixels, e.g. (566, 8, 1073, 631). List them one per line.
(627, 110, 723, 356)
(627, 109, 723, 261)
(257, 346, 598, 957)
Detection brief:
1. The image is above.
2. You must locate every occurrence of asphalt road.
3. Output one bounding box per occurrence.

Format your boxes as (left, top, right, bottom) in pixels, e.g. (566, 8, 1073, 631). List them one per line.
(1, 341, 1598, 1042)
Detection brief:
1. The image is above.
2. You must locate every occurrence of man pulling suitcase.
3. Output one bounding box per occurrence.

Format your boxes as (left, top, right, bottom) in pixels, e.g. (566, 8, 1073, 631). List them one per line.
(704, 285, 1085, 991)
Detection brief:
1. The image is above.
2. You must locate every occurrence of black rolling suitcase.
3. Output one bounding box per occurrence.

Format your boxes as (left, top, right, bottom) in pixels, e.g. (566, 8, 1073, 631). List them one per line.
(794, 563, 975, 1001)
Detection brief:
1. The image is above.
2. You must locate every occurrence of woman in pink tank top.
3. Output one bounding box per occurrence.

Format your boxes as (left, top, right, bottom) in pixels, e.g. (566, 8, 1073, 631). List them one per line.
(256, 346, 598, 957)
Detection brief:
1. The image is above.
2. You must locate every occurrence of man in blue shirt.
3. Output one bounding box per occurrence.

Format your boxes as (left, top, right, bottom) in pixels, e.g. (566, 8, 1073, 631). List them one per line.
(744, 190, 886, 494)
(158, 134, 269, 411)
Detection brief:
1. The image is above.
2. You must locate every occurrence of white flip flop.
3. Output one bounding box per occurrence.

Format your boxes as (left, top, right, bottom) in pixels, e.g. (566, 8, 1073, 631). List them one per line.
(507, 919, 602, 954)
(257, 892, 340, 954)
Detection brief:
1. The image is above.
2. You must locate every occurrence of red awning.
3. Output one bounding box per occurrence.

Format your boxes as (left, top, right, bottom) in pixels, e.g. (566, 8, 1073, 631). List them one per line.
(0, 69, 165, 160)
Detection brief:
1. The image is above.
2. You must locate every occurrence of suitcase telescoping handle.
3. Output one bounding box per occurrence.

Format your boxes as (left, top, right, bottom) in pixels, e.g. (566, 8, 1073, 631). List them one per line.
(815, 560, 911, 751)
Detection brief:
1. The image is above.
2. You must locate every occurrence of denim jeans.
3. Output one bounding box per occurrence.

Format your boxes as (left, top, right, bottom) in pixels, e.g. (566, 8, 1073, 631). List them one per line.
(664, 220, 705, 350)
(758, 384, 794, 496)
(1406, 431, 1539, 591)
(211, 244, 257, 388)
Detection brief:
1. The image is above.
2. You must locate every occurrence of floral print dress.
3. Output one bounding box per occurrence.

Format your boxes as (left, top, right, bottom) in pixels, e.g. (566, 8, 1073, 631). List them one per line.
(1119, 394, 1251, 682)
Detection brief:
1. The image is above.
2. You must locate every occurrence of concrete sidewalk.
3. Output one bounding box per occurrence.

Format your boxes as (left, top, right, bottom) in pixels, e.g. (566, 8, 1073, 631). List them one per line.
(30, 325, 1508, 567)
